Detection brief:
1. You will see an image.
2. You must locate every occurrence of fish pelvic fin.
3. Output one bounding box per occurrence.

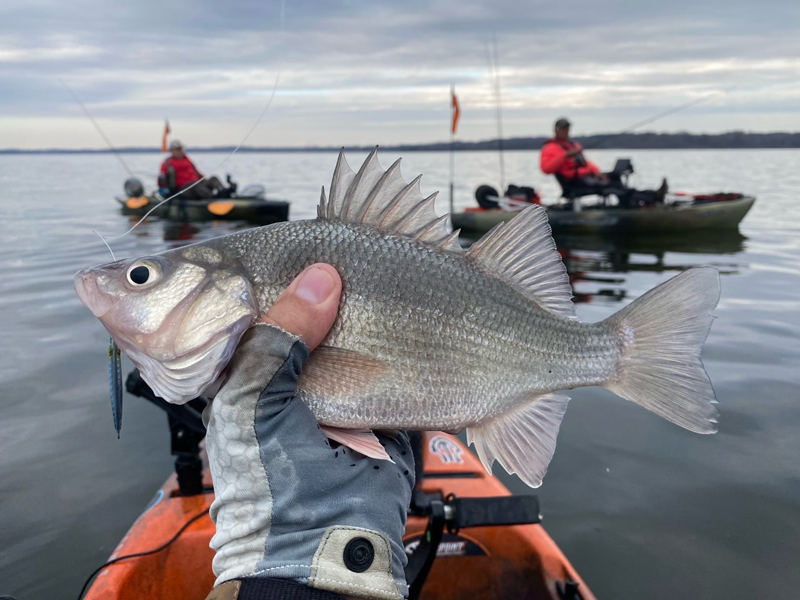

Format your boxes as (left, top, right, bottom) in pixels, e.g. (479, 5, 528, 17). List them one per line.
(466, 205, 576, 319)
(467, 392, 570, 488)
(317, 148, 462, 254)
(603, 267, 720, 434)
(320, 426, 393, 462)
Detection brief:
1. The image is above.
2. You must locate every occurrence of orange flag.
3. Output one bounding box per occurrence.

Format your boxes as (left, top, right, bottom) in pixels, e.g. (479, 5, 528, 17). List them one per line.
(451, 89, 460, 135)
(161, 119, 170, 153)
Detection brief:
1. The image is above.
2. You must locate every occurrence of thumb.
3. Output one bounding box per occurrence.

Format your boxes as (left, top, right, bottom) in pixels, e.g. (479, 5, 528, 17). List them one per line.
(261, 264, 342, 352)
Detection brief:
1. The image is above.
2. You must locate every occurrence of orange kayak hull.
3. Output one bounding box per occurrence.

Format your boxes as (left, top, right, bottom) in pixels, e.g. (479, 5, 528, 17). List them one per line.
(84, 432, 595, 600)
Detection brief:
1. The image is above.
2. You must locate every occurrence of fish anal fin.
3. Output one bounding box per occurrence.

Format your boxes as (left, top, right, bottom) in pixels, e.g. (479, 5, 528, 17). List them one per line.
(467, 392, 570, 488)
(466, 206, 576, 319)
(317, 148, 462, 254)
(320, 426, 393, 462)
(298, 346, 389, 397)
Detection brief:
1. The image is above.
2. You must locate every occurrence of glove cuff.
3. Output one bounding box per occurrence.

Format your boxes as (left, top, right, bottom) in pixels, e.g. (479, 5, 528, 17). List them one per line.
(206, 578, 346, 600)
(308, 526, 404, 600)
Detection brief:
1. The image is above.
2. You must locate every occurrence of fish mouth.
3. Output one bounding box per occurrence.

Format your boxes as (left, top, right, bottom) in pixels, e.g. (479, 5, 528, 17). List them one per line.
(74, 271, 114, 318)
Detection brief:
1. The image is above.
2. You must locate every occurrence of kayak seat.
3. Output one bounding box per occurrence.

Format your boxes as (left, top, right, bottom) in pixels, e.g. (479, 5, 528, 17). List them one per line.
(555, 174, 611, 203)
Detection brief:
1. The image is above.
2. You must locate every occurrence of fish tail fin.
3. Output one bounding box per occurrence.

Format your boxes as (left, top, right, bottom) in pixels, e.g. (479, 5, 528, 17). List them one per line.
(602, 267, 720, 434)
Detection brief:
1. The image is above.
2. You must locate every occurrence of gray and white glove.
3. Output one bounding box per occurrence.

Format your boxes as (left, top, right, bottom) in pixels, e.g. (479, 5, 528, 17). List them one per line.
(204, 265, 415, 600)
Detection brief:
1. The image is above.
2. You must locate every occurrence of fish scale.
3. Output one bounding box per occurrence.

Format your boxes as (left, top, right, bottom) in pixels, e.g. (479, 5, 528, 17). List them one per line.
(205, 218, 617, 430)
(75, 149, 720, 487)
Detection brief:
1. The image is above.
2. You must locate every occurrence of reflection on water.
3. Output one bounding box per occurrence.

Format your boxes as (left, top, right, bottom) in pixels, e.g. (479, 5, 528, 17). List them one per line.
(554, 231, 748, 304)
(162, 220, 200, 242)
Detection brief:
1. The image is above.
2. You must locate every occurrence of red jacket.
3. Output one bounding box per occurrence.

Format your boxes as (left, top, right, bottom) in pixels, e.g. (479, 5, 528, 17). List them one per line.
(160, 156, 202, 189)
(539, 138, 600, 181)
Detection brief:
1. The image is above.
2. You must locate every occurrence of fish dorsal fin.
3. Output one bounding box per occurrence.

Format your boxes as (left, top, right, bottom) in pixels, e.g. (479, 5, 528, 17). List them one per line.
(317, 148, 462, 253)
(466, 205, 576, 319)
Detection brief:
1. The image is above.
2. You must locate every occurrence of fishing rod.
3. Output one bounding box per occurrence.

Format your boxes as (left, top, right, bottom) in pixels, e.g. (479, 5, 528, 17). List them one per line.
(60, 79, 136, 178)
(575, 91, 724, 153)
(485, 35, 506, 192)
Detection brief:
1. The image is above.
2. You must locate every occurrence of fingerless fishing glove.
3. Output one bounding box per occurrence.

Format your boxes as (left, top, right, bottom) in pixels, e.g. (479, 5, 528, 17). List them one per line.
(204, 324, 415, 600)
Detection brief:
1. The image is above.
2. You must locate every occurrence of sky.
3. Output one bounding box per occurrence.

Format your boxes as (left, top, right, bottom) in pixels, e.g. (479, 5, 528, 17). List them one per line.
(1, 0, 798, 149)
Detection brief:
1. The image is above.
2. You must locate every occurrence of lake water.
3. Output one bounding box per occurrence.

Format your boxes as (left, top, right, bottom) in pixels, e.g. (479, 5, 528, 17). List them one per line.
(1, 149, 798, 600)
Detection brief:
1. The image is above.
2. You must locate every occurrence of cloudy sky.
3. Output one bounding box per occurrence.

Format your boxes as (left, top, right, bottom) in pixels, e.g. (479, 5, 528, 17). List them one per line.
(1, 0, 798, 149)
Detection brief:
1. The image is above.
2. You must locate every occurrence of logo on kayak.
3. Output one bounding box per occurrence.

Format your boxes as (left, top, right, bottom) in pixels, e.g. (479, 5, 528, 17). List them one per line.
(429, 435, 463, 464)
(404, 533, 488, 557)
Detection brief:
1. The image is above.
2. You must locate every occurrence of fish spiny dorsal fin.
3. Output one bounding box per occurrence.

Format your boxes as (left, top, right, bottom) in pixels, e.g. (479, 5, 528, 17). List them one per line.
(466, 205, 576, 319)
(326, 149, 356, 220)
(317, 148, 462, 254)
(341, 147, 384, 222)
(317, 186, 327, 218)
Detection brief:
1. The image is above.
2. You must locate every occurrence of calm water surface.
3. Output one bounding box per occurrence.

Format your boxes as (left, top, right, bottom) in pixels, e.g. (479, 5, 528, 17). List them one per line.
(1, 149, 798, 599)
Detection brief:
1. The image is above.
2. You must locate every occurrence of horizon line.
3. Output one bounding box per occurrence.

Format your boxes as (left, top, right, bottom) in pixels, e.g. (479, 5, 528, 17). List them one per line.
(3, 130, 800, 154)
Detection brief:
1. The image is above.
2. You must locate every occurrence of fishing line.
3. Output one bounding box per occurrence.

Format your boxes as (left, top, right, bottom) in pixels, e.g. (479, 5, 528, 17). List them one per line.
(102, 71, 282, 242)
(77, 0, 287, 253)
(75, 508, 209, 599)
(91, 228, 116, 261)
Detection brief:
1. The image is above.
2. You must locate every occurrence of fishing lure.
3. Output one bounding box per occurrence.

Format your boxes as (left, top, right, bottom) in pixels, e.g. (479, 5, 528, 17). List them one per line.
(108, 337, 123, 438)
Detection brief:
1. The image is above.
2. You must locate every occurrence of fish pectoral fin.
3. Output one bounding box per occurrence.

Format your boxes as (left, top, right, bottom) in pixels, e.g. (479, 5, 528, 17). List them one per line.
(299, 346, 389, 396)
(466, 392, 570, 488)
(320, 426, 393, 462)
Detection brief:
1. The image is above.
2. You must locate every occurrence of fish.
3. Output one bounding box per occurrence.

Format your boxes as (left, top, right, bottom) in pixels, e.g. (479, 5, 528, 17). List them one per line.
(75, 148, 720, 487)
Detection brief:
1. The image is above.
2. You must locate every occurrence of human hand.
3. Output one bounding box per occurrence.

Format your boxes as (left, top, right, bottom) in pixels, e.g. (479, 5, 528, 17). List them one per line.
(565, 148, 583, 158)
(595, 172, 610, 183)
(204, 264, 415, 600)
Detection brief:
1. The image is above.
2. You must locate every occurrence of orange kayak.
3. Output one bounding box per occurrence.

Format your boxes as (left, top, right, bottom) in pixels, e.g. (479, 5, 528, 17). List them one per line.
(83, 431, 595, 600)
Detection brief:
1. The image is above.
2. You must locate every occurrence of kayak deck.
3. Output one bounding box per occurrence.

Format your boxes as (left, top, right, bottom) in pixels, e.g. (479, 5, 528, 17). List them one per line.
(452, 195, 756, 236)
(83, 432, 594, 600)
(116, 195, 290, 225)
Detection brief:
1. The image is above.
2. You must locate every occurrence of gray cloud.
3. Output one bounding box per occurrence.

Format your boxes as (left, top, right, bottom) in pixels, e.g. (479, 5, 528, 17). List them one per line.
(1, 0, 798, 148)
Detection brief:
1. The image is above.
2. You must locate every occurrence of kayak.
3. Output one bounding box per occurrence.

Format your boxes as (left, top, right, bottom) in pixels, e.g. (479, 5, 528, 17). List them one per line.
(452, 193, 756, 237)
(116, 195, 290, 225)
(81, 431, 595, 600)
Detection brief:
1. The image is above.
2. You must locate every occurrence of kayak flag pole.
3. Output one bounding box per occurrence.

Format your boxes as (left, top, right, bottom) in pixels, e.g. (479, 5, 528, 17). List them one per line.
(449, 84, 460, 215)
(161, 119, 170, 153)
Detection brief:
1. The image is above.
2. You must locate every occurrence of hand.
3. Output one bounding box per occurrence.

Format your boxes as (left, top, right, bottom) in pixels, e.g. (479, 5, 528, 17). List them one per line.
(565, 148, 583, 158)
(204, 264, 415, 600)
(260, 263, 342, 350)
(595, 172, 610, 183)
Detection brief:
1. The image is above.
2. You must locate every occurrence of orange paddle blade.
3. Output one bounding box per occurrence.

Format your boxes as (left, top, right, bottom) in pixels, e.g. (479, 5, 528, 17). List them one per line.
(126, 196, 149, 209)
(207, 201, 234, 216)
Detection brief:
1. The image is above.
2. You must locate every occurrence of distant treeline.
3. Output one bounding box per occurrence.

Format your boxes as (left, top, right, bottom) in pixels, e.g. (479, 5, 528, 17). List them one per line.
(3, 131, 799, 154)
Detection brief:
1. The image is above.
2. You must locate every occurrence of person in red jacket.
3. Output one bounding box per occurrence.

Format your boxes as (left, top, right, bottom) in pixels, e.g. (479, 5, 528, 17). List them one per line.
(540, 118, 666, 208)
(159, 140, 224, 199)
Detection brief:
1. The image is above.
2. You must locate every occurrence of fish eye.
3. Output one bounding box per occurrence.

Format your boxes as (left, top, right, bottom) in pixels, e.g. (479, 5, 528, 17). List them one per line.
(129, 266, 150, 284)
(126, 261, 161, 287)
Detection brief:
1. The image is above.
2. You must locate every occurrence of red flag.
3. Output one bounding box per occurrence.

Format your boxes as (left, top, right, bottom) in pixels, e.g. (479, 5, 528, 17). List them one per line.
(161, 119, 170, 153)
(451, 89, 460, 135)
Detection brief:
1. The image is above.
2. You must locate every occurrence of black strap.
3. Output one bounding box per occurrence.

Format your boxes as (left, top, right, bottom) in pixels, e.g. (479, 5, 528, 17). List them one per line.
(405, 500, 446, 600)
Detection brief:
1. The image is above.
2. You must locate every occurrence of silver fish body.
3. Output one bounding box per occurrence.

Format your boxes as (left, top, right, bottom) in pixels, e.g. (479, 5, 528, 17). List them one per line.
(76, 149, 720, 487)
(221, 218, 613, 430)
